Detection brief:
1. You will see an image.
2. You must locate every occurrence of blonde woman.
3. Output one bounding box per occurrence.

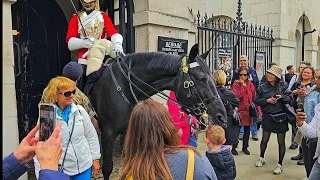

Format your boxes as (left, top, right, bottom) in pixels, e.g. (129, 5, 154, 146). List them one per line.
(212, 70, 240, 155)
(33, 76, 101, 180)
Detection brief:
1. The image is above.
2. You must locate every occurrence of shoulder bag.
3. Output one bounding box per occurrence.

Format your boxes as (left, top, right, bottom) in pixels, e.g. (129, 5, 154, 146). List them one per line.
(269, 113, 288, 123)
(249, 103, 259, 118)
(58, 112, 77, 172)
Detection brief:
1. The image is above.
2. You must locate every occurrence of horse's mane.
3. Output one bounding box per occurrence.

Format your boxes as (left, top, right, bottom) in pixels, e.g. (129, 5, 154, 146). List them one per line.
(126, 52, 182, 72)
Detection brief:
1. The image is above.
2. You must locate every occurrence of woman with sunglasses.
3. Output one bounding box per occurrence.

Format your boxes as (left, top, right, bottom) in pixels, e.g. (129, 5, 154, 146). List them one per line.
(254, 65, 292, 175)
(33, 76, 101, 180)
(232, 67, 256, 155)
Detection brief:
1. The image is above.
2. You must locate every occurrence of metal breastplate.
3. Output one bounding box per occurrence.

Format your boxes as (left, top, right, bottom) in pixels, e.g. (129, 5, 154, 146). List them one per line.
(78, 11, 104, 40)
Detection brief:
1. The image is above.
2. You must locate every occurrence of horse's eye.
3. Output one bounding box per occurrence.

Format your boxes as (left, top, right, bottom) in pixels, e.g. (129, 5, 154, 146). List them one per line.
(198, 77, 206, 82)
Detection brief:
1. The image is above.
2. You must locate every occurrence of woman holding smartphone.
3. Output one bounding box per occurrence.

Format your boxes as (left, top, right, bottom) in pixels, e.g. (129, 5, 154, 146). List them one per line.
(34, 76, 101, 180)
(254, 65, 292, 175)
(290, 66, 316, 163)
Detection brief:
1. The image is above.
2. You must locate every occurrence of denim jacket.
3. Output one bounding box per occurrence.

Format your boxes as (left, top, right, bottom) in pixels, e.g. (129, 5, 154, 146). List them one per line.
(304, 87, 320, 123)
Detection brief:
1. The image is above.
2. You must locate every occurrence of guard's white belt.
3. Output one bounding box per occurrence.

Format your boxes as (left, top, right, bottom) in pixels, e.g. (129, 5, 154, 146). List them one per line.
(78, 58, 87, 65)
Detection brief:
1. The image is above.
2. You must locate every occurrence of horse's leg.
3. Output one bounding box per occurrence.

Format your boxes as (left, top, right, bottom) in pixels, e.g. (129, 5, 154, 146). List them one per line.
(101, 131, 115, 180)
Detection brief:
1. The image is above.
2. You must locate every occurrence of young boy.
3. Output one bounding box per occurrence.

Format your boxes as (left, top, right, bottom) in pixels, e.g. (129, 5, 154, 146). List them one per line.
(206, 125, 236, 180)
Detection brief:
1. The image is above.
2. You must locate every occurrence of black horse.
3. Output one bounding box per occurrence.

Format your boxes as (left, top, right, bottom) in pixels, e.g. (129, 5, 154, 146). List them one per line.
(86, 44, 227, 179)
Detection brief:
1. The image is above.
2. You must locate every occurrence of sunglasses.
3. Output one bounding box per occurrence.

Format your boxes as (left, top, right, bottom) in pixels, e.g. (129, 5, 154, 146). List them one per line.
(239, 74, 248, 76)
(240, 60, 247, 62)
(58, 89, 76, 98)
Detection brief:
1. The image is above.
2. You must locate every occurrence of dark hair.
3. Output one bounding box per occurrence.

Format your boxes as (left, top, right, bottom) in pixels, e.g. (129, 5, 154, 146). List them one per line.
(237, 67, 250, 80)
(298, 66, 315, 82)
(286, 65, 293, 71)
(301, 61, 311, 66)
(269, 62, 277, 69)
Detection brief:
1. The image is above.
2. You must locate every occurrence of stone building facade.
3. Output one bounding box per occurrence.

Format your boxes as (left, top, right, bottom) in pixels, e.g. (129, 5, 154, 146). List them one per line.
(133, 0, 320, 69)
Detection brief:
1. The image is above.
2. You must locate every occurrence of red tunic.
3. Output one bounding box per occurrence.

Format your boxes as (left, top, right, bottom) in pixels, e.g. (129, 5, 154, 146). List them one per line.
(232, 81, 256, 126)
(66, 12, 118, 60)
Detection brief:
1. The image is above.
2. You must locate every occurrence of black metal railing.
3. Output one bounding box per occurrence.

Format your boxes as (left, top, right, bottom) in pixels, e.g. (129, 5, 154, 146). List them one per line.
(196, 10, 274, 81)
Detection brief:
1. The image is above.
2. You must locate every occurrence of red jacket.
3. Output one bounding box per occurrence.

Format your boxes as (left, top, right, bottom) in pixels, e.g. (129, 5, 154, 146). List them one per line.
(232, 81, 256, 126)
(66, 11, 118, 60)
(167, 91, 197, 145)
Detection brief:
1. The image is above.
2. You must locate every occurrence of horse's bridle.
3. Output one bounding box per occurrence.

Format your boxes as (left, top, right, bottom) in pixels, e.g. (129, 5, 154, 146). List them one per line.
(110, 54, 218, 127)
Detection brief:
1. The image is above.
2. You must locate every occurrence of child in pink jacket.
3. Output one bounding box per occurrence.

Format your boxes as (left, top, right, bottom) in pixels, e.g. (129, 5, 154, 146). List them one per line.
(167, 91, 198, 146)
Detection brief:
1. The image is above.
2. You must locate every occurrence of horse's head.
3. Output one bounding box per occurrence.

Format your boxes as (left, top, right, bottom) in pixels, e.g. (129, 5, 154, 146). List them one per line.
(175, 44, 227, 129)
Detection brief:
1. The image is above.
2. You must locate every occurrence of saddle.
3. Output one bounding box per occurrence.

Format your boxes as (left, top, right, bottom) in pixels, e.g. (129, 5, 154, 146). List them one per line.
(84, 65, 108, 95)
(84, 39, 115, 95)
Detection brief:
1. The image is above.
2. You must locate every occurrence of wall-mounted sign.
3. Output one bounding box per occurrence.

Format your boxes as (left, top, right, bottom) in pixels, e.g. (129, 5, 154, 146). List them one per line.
(218, 48, 233, 85)
(255, 51, 266, 81)
(218, 48, 232, 57)
(158, 36, 188, 55)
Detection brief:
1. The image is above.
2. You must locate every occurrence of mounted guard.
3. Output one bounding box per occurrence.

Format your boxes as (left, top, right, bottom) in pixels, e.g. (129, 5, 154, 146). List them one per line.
(66, 0, 124, 91)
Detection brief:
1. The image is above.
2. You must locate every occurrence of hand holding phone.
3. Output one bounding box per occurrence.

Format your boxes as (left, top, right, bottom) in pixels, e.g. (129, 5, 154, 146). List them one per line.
(297, 103, 304, 112)
(39, 104, 56, 141)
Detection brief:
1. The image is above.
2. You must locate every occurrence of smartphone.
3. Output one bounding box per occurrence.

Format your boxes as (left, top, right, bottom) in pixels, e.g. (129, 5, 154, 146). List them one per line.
(272, 95, 281, 100)
(39, 104, 56, 141)
(297, 103, 304, 112)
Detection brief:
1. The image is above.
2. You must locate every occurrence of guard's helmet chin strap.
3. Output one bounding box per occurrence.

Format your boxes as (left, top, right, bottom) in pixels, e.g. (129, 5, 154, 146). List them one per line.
(80, 0, 98, 11)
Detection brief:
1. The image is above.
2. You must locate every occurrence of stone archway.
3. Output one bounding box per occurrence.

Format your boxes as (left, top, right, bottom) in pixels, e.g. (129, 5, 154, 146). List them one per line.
(295, 14, 313, 64)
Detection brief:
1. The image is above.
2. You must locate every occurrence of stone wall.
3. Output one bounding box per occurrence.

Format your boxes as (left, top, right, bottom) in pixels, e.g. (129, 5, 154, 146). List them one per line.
(3, 0, 28, 179)
(133, 0, 320, 70)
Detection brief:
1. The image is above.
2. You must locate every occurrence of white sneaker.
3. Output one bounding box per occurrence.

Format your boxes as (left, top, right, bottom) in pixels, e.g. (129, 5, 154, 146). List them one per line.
(303, 178, 308, 180)
(273, 164, 283, 175)
(255, 157, 266, 167)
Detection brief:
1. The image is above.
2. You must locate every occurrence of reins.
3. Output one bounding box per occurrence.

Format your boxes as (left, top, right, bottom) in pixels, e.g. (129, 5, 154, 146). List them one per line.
(109, 53, 214, 128)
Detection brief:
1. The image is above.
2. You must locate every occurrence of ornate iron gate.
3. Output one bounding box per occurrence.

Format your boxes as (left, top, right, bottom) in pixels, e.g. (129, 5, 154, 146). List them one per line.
(196, 1, 274, 82)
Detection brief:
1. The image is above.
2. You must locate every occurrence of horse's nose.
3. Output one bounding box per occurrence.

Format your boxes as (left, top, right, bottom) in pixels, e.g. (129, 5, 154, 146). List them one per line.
(216, 114, 227, 128)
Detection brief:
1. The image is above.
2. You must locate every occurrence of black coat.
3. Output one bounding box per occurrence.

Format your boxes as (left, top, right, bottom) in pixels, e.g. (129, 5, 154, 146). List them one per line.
(206, 146, 237, 180)
(254, 82, 291, 114)
(217, 87, 240, 145)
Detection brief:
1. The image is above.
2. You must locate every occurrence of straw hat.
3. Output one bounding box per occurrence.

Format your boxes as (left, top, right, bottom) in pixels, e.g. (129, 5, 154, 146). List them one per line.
(267, 65, 283, 79)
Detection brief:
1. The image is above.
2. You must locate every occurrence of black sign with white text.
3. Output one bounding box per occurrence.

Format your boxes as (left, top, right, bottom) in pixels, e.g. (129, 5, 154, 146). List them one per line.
(158, 36, 188, 55)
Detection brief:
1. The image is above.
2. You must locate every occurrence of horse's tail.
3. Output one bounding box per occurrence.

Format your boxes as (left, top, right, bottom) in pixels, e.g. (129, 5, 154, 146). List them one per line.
(86, 39, 116, 76)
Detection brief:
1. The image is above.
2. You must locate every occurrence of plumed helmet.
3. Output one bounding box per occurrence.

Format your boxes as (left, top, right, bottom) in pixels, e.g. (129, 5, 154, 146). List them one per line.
(80, 0, 97, 11)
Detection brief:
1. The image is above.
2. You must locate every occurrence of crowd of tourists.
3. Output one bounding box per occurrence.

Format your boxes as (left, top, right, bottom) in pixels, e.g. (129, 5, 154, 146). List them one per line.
(2, 54, 320, 180)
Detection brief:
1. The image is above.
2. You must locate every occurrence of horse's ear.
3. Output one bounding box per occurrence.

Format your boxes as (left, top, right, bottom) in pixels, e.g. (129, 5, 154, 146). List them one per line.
(188, 44, 199, 62)
(200, 47, 212, 60)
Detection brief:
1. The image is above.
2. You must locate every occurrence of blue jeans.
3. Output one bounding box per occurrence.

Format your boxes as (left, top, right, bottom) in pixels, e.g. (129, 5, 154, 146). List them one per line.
(240, 123, 258, 135)
(188, 134, 198, 147)
(70, 167, 92, 180)
(309, 160, 320, 180)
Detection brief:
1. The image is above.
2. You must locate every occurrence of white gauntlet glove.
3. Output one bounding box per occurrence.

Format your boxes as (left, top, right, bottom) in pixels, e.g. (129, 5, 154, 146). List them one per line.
(68, 37, 94, 51)
(81, 37, 94, 49)
(111, 34, 124, 55)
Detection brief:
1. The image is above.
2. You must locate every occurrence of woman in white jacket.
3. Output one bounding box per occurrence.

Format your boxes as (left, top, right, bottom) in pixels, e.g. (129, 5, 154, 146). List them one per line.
(296, 103, 320, 179)
(34, 76, 101, 179)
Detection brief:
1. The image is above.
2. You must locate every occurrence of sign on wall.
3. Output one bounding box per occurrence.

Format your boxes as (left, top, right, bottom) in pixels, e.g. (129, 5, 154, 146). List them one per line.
(218, 48, 233, 85)
(255, 51, 266, 81)
(158, 36, 188, 55)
